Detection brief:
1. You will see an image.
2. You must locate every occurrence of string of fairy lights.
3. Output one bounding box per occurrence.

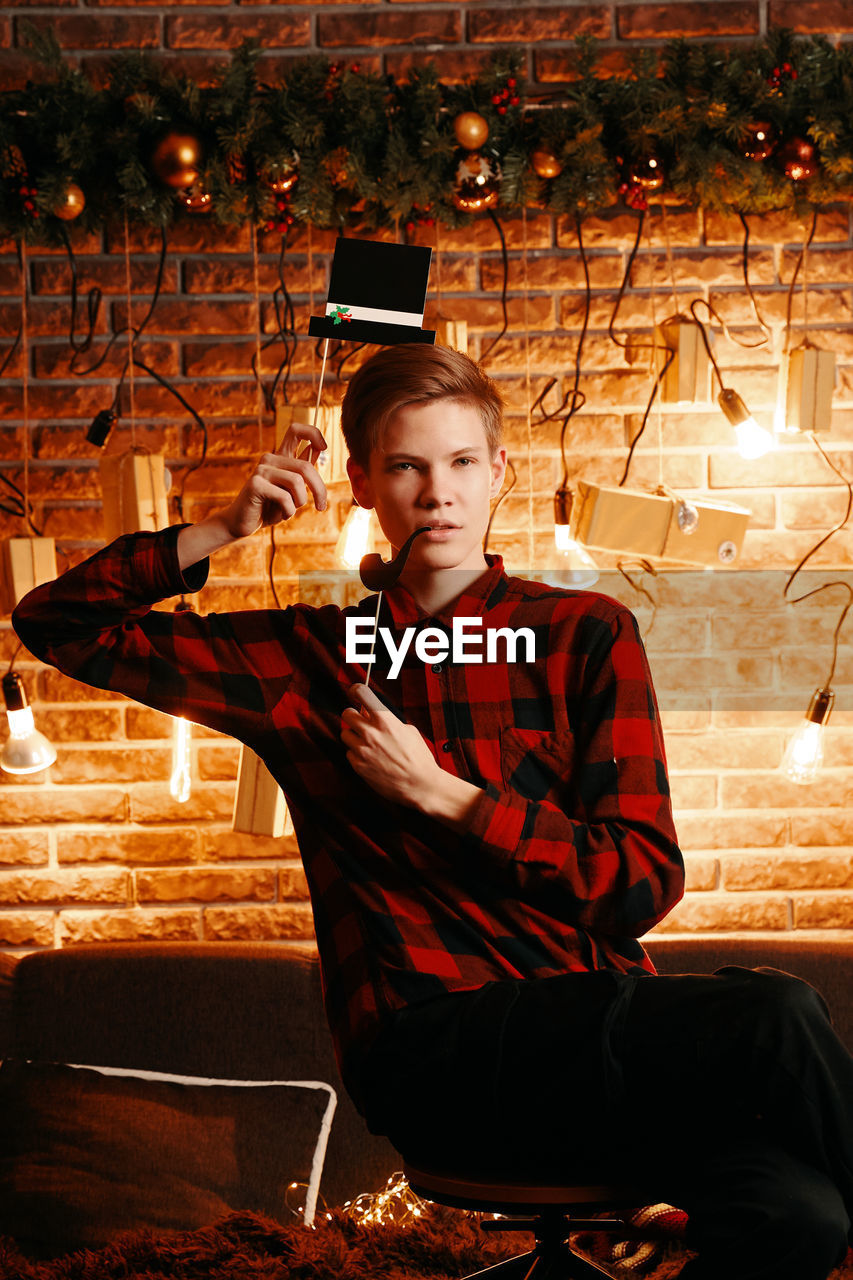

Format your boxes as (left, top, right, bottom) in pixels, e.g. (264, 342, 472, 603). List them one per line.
(2, 36, 852, 789)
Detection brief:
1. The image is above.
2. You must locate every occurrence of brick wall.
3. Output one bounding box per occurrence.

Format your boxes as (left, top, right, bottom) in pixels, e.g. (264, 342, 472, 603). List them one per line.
(2, 0, 853, 952)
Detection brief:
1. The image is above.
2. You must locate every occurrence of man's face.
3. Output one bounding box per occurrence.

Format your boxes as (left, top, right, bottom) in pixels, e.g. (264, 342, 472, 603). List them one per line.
(347, 398, 507, 574)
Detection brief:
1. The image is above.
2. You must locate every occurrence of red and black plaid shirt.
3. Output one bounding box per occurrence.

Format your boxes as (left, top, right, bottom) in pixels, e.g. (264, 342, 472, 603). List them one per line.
(13, 527, 684, 1089)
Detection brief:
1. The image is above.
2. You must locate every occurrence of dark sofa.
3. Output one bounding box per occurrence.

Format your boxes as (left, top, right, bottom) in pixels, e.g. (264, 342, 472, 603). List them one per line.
(0, 936, 850, 1257)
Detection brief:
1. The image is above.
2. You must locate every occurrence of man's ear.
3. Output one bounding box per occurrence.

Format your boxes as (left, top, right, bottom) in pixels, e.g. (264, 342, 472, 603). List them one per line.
(346, 456, 374, 509)
(489, 446, 508, 497)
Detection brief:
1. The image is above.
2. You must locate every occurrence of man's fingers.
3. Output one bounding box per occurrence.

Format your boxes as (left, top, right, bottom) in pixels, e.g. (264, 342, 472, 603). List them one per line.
(277, 422, 328, 459)
(348, 682, 390, 720)
(257, 451, 328, 513)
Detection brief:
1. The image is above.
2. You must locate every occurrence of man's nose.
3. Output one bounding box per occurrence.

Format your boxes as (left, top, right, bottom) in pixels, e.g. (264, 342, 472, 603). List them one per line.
(418, 468, 453, 505)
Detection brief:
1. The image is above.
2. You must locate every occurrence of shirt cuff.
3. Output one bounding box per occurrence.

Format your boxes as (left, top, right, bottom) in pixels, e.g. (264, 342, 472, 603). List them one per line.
(461, 781, 528, 860)
(141, 525, 209, 600)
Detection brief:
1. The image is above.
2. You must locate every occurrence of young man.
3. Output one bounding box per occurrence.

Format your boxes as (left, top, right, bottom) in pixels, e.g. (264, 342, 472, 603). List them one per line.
(12, 345, 853, 1280)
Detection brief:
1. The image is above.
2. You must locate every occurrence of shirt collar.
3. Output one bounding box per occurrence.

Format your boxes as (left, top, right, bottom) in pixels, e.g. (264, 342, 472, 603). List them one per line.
(382, 554, 506, 628)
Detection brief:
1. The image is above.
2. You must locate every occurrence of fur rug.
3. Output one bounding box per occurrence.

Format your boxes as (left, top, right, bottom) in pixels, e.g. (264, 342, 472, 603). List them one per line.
(0, 1203, 850, 1280)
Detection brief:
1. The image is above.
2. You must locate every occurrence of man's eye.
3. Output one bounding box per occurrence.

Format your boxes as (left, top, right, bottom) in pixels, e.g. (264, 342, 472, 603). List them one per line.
(455, 457, 475, 466)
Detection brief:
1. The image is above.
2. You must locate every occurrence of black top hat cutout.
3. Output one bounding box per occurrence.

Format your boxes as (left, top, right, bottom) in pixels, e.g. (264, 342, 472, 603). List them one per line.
(308, 238, 436, 347)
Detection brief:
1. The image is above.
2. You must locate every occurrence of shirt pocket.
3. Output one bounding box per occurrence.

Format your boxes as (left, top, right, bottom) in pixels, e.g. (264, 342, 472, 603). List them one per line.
(499, 726, 575, 804)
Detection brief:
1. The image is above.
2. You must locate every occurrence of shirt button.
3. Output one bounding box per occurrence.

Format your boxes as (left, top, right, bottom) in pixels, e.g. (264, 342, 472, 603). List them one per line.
(441, 741, 453, 753)
(431, 663, 443, 674)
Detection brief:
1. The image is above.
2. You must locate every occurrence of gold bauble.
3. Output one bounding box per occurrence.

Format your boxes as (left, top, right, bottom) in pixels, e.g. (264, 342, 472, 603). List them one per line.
(453, 111, 489, 151)
(740, 120, 776, 162)
(151, 132, 202, 189)
(531, 148, 563, 179)
(178, 181, 213, 213)
(53, 182, 86, 221)
(778, 136, 819, 181)
(263, 154, 299, 193)
(628, 154, 665, 190)
(451, 152, 501, 213)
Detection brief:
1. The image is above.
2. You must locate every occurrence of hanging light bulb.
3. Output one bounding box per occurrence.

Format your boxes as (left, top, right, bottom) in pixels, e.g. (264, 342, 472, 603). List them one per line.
(1, 671, 57, 775)
(549, 488, 599, 588)
(782, 687, 834, 785)
(718, 388, 775, 460)
(336, 501, 375, 570)
(169, 716, 192, 803)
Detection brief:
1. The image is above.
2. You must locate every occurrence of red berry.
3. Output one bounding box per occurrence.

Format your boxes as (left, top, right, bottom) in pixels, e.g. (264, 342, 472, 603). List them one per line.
(491, 93, 502, 104)
(507, 77, 517, 88)
(782, 62, 791, 72)
(424, 217, 435, 227)
(791, 69, 798, 78)
(509, 96, 520, 106)
(497, 105, 507, 114)
(351, 63, 361, 72)
(406, 221, 415, 233)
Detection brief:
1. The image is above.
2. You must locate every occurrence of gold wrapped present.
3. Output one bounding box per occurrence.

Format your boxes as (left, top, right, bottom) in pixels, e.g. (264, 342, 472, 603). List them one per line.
(436, 317, 469, 354)
(654, 316, 710, 404)
(784, 345, 835, 434)
(572, 482, 751, 567)
(99, 450, 169, 542)
(232, 744, 293, 838)
(0, 537, 57, 615)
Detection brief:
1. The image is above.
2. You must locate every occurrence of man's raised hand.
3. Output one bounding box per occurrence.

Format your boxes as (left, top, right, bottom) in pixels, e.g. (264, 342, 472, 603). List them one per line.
(177, 418, 329, 569)
(221, 419, 329, 541)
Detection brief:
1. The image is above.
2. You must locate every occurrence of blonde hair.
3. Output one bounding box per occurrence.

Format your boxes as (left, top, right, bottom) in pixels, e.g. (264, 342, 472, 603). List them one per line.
(341, 344, 503, 470)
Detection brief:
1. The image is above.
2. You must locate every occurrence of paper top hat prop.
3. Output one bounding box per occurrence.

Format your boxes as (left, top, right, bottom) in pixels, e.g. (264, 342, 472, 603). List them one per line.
(308, 237, 435, 346)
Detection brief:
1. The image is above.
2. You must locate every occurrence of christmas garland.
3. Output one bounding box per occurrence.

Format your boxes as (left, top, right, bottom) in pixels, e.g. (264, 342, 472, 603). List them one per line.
(3, 27, 853, 243)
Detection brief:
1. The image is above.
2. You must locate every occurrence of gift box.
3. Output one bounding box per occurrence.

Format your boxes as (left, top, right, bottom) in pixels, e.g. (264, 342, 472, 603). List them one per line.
(654, 317, 710, 404)
(276, 404, 347, 486)
(99, 451, 169, 542)
(232, 744, 293, 838)
(784, 345, 835, 434)
(0, 537, 57, 615)
(436, 317, 469, 354)
(572, 482, 751, 567)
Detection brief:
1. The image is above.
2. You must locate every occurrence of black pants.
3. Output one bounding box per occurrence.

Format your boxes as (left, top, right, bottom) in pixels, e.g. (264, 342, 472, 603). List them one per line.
(356, 967, 853, 1280)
